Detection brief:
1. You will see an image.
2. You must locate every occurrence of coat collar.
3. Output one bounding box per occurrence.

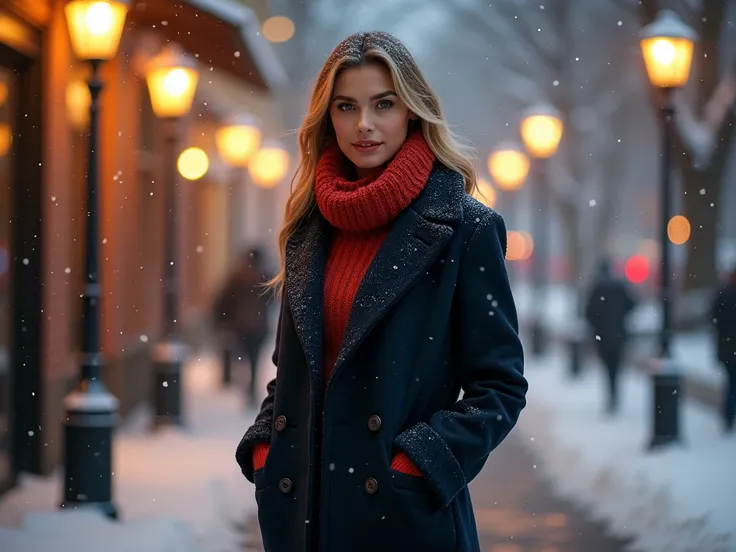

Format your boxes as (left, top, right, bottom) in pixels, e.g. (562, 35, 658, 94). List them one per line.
(285, 162, 466, 380)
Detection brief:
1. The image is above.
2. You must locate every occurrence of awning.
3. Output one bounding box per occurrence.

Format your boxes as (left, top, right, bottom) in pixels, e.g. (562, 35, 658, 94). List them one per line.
(127, 0, 288, 92)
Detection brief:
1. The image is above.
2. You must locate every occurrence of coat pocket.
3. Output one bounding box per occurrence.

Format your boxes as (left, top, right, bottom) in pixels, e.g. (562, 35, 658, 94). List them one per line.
(253, 467, 267, 491)
(390, 470, 431, 493)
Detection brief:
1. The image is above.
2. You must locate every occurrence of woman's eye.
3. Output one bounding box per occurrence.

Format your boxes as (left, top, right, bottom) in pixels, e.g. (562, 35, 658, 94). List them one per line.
(337, 103, 354, 111)
(376, 99, 394, 109)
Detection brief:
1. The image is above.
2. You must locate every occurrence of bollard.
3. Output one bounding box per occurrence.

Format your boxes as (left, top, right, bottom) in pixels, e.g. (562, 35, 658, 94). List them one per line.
(152, 339, 188, 429)
(568, 338, 583, 379)
(529, 316, 546, 357)
(647, 358, 682, 449)
(222, 346, 233, 387)
(61, 381, 119, 519)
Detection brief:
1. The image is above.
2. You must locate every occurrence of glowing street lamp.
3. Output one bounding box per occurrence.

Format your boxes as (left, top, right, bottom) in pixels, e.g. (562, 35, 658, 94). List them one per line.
(520, 106, 563, 159)
(640, 10, 696, 89)
(60, 0, 130, 519)
(215, 115, 262, 168)
(473, 178, 497, 208)
(639, 10, 696, 451)
(487, 145, 529, 192)
(146, 44, 199, 120)
(146, 44, 200, 430)
(519, 105, 563, 356)
(249, 141, 290, 188)
(64, 0, 129, 61)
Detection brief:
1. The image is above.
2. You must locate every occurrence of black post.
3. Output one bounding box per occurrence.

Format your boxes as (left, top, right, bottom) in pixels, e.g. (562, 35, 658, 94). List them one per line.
(61, 61, 119, 519)
(221, 167, 239, 388)
(529, 158, 548, 356)
(648, 93, 681, 450)
(152, 122, 187, 429)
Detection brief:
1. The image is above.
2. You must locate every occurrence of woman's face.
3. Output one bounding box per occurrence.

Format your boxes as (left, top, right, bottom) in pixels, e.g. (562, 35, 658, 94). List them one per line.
(329, 62, 414, 177)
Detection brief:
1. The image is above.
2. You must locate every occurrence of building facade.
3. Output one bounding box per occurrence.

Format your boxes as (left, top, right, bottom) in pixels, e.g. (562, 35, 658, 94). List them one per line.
(0, 0, 287, 496)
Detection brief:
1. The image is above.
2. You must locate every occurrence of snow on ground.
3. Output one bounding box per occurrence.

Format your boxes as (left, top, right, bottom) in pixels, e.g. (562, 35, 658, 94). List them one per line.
(517, 350, 736, 552)
(0, 352, 263, 552)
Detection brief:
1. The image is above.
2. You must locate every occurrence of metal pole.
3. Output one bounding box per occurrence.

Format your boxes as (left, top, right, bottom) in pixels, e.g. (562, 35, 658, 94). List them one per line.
(530, 157, 548, 356)
(221, 167, 239, 388)
(152, 121, 187, 429)
(648, 92, 681, 450)
(659, 99, 674, 359)
(61, 60, 119, 519)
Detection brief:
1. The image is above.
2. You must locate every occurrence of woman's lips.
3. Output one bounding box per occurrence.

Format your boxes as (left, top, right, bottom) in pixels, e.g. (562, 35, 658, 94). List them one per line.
(352, 141, 383, 153)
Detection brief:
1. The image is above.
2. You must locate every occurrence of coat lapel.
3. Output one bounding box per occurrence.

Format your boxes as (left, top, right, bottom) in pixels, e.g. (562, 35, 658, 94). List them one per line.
(330, 163, 466, 381)
(285, 213, 330, 374)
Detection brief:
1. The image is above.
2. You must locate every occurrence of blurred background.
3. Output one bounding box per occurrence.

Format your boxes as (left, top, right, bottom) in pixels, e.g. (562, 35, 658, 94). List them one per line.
(0, 0, 735, 551)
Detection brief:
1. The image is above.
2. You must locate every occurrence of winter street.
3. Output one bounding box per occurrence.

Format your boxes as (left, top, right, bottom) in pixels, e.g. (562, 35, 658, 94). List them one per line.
(1, 339, 734, 552)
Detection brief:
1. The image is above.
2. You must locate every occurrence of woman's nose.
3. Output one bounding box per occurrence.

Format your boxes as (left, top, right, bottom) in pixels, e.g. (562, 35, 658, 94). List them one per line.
(357, 109, 374, 133)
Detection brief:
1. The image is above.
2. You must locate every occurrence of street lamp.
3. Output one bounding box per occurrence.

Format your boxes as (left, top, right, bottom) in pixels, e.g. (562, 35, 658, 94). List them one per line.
(61, 0, 129, 519)
(215, 115, 262, 168)
(146, 44, 199, 429)
(487, 144, 529, 192)
(249, 141, 290, 189)
(473, 178, 497, 209)
(640, 9, 696, 449)
(215, 115, 262, 387)
(487, 144, 529, 280)
(520, 105, 563, 357)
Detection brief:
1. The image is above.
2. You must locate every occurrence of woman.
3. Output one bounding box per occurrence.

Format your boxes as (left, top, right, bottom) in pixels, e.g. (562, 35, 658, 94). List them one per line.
(236, 31, 527, 552)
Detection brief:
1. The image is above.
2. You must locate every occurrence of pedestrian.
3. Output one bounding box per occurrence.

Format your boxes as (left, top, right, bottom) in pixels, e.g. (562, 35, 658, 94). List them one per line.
(584, 258, 638, 415)
(235, 31, 527, 552)
(710, 267, 736, 433)
(213, 246, 273, 404)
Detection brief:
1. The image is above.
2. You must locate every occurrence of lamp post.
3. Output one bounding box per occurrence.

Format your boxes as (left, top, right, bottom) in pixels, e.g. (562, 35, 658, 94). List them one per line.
(145, 44, 199, 429)
(487, 144, 529, 282)
(640, 10, 695, 449)
(61, 0, 129, 519)
(520, 106, 563, 357)
(214, 115, 262, 387)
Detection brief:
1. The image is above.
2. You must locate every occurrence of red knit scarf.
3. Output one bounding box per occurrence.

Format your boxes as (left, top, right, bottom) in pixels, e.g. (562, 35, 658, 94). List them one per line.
(315, 130, 435, 232)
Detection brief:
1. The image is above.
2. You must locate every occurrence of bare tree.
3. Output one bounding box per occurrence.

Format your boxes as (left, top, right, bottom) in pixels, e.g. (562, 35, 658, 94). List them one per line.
(446, 0, 648, 294)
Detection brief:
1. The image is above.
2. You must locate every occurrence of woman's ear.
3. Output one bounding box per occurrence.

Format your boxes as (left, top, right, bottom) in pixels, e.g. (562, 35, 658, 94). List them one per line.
(409, 112, 418, 121)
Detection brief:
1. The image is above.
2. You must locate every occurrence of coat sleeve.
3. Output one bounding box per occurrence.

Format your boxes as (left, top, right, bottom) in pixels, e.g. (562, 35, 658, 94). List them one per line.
(393, 211, 528, 508)
(235, 300, 283, 482)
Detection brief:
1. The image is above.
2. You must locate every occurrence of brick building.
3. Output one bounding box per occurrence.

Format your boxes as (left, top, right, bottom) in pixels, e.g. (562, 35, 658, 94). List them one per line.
(0, 0, 287, 496)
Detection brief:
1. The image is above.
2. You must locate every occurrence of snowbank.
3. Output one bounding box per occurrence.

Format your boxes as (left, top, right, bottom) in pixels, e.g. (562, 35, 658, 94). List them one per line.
(518, 352, 736, 552)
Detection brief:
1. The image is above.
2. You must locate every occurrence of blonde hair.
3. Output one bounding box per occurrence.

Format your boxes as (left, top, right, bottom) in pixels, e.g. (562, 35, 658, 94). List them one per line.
(269, 31, 477, 295)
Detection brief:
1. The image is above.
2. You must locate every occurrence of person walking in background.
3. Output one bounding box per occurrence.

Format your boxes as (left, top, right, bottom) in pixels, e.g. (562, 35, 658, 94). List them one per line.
(585, 258, 638, 415)
(213, 246, 273, 404)
(711, 267, 736, 433)
(235, 31, 527, 552)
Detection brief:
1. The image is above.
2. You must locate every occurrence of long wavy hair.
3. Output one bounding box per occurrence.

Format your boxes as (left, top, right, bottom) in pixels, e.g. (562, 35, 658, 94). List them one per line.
(268, 31, 477, 295)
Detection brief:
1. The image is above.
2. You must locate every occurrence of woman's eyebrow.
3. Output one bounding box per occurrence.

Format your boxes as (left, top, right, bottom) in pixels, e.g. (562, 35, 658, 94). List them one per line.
(332, 91, 397, 102)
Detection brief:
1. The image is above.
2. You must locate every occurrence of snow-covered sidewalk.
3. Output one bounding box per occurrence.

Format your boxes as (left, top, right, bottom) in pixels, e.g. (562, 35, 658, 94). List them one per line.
(517, 351, 736, 552)
(0, 353, 261, 552)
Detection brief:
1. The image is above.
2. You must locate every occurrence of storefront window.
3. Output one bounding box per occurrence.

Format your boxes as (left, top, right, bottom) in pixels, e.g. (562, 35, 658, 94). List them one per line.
(0, 65, 17, 484)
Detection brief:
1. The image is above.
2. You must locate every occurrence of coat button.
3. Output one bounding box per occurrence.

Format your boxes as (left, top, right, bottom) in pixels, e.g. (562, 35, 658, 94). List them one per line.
(364, 477, 378, 494)
(367, 415, 382, 432)
(274, 415, 287, 432)
(278, 478, 293, 494)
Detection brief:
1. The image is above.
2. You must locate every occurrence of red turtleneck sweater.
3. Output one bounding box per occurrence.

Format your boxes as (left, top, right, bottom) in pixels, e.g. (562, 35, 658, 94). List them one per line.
(253, 131, 434, 477)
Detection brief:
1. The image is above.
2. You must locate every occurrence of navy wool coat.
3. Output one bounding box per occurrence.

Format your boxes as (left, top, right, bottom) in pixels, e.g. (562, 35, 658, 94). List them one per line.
(236, 163, 528, 552)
